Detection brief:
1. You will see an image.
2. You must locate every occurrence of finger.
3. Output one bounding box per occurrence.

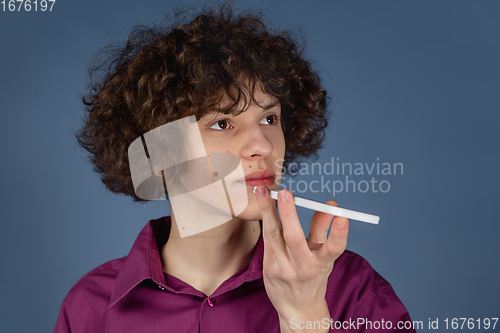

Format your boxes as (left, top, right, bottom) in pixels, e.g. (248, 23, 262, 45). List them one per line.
(319, 215, 349, 262)
(276, 189, 310, 262)
(308, 200, 338, 244)
(254, 185, 287, 258)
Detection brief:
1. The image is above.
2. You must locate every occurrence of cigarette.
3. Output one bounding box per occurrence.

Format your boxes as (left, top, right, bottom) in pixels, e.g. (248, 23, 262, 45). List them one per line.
(253, 187, 379, 225)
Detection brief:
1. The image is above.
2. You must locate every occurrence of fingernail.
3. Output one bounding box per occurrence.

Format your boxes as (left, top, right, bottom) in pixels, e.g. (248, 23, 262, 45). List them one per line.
(255, 186, 266, 198)
(336, 219, 346, 228)
(278, 190, 289, 202)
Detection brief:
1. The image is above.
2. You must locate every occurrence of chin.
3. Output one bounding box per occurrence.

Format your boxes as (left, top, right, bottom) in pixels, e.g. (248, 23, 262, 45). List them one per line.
(234, 191, 274, 222)
(234, 211, 262, 222)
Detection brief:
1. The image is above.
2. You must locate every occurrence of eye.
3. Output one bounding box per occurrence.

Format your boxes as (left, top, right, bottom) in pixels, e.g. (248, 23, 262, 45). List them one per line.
(209, 119, 231, 130)
(261, 115, 278, 125)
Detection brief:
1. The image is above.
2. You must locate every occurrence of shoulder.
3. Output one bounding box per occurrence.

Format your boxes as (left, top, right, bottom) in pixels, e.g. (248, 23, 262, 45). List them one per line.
(69, 257, 125, 300)
(54, 257, 126, 333)
(332, 250, 393, 293)
(327, 250, 414, 328)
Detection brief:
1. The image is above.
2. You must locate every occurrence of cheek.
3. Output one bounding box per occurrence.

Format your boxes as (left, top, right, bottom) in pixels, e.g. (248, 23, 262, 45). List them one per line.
(273, 129, 286, 158)
(270, 131, 286, 181)
(201, 136, 234, 154)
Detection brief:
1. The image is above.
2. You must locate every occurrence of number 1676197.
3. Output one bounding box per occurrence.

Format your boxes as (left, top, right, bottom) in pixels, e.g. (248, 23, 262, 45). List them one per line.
(1, 0, 56, 12)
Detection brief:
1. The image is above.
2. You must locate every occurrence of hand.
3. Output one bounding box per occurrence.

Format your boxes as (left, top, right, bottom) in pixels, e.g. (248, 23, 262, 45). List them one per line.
(254, 186, 349, 333)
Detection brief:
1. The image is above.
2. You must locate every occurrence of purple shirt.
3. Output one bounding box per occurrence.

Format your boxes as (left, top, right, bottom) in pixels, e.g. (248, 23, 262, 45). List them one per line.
(54, 216, 416, 333)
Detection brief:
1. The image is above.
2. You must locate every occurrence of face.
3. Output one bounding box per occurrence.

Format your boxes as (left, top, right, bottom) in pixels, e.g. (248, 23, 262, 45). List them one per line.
(197, 89, 285, 221)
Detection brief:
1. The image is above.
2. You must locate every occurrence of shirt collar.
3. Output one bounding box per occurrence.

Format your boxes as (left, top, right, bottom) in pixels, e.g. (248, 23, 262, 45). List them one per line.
(109, 216, 264, 307)
(109, 216, 170, 307)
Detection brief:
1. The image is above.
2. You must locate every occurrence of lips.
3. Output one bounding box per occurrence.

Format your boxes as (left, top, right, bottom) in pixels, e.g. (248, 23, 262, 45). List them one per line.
(239, 169, 275, 187)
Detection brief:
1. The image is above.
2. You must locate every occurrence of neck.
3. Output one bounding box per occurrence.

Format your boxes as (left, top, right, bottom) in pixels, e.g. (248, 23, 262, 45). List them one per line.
(161, 211, 261, 296)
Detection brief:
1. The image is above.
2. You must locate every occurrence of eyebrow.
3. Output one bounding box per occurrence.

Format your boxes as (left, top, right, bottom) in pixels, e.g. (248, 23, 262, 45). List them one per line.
(200, 101, 281, 123)
(260, 100, 280, 111)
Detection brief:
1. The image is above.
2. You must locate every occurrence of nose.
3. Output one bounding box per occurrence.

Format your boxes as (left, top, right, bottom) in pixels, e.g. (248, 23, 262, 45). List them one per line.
(238, 125, 274, 160)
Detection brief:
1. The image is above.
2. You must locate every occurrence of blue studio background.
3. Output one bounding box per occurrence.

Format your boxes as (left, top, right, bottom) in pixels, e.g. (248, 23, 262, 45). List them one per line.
(1, 0, 499, 331)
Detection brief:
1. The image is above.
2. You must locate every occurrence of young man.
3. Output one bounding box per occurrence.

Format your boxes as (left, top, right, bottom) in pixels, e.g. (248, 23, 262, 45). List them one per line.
(55, 4, 415, 333)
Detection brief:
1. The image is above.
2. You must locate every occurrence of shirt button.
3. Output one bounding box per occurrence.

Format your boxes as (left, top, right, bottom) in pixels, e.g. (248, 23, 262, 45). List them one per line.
(158, 285, 165, 291)
(207, 298, 216, 307)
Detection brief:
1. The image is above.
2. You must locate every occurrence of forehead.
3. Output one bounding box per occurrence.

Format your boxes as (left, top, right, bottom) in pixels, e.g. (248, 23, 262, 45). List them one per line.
(248, 88, 277, 107)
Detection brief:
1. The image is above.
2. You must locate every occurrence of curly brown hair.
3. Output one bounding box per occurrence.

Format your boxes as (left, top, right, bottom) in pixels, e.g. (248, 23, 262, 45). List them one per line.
(77, 3, 329, 202)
